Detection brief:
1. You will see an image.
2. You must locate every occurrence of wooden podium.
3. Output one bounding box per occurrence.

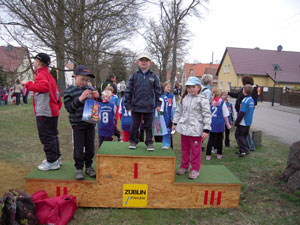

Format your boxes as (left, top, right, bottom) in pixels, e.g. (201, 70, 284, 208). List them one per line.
(26, 142, 241, 208)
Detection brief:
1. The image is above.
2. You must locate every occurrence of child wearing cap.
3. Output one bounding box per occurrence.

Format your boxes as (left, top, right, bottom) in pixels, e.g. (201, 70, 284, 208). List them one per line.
(64, 65, 100, 180)
(172, 76, 212, 179)
(124, 52, 161, 151)
(21, 53, 62, 171)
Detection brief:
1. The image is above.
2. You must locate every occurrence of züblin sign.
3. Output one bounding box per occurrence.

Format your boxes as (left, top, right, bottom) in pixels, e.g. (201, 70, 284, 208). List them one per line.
(123, 184, 148, 207)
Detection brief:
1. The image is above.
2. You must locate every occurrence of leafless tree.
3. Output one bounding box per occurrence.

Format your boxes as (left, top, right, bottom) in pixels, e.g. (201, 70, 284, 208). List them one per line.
(0, 0, 144, 92)
(161, 0, 208, 89)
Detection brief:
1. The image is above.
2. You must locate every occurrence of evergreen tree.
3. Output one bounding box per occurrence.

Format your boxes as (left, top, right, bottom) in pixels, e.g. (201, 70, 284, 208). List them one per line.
(110, 51, 128, 82)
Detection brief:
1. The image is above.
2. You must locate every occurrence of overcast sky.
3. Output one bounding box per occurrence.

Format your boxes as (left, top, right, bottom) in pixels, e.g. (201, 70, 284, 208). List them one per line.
(128, 0, 300, 64)
(1, 0, 299, 65)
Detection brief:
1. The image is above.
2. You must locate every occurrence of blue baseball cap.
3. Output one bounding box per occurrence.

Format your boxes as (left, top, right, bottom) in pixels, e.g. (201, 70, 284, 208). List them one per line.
(185, 76, 201, 86)
(74, 65, 95, 78)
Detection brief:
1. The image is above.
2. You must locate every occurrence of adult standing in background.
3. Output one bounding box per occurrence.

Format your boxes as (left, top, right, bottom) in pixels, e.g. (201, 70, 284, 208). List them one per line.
(13, 79, 23, 105)
(119, 80, 126, 97)
(201, 74, 213, 102)
(22, 85, 29, 104)
(98, 74, 118, 95)
(228, 75, 258, 151)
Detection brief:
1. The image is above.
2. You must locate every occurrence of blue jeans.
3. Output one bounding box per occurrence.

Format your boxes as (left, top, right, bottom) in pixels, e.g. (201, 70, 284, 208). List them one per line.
(162, 129, 171, 148)
(247, 131, 255, 150)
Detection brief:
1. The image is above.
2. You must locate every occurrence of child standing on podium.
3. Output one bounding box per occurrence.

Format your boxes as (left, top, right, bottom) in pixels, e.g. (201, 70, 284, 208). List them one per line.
(172, 77, 212, 179)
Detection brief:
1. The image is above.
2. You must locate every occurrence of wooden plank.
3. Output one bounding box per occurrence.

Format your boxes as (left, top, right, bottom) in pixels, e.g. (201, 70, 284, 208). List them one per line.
(97, 155, 176, 184)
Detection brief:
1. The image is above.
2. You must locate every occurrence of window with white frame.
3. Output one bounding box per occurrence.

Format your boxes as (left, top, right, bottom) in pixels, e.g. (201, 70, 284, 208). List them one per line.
(224, 65, 227, 73)
(227, 82, 232, 91)
(219, 82, 223, 90)
(228, 64, 230, 73)
(189, 69, 194, 76)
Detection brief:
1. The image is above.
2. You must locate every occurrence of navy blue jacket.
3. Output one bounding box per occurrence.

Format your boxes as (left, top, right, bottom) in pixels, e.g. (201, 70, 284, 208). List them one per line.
(124, 68, 161, 113)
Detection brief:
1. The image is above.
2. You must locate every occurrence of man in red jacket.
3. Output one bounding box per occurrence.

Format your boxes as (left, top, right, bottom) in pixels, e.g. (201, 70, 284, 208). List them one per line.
(21, 53, 62, 170)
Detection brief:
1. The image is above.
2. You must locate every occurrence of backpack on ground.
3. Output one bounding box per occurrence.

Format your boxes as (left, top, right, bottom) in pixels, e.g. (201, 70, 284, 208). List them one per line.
(0, 189, 39, 225)
(32, 190, 77, 225)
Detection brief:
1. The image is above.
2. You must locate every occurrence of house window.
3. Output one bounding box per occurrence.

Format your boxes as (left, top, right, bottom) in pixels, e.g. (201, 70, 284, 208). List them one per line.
(189, 69, 194, 76)
(224, 65, 227, 73)
(219, 82, 223, 90)
(227, 82, 231, 91)
(228, 64, 230, 73)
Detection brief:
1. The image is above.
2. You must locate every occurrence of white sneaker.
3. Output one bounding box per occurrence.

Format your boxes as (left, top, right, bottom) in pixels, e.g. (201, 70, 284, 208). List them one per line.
(188, 170, 200, 179)
(38, 159, 60, 171)
(162, 146, 169, 149)
(43, 156, 62, 166)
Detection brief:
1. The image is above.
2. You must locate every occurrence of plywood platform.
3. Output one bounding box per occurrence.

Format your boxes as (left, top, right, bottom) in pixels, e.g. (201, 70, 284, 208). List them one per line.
(26, 142, 241, 208)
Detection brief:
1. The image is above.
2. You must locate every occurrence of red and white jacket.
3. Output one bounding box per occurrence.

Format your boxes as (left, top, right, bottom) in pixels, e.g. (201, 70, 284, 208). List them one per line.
(26, 67, 62, 117)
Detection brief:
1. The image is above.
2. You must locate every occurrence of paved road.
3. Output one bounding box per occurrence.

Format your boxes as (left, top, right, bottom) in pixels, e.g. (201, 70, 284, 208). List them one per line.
(229, 98, 300, 145)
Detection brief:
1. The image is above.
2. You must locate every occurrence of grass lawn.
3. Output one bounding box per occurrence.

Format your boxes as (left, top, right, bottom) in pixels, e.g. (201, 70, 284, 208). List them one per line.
(0, 101, 300, 225)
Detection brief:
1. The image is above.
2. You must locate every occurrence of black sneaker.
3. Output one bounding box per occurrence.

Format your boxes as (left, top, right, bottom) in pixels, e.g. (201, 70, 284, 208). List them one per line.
(75, 170, 84, 180)
(147, 144, 155, 151)
(129, 142, 136, 149)
(85, 167, 96, 178)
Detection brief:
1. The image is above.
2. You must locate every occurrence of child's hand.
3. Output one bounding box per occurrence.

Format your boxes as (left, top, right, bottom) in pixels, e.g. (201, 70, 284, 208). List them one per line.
(172, 125, 176, 131)
(20, 80, 27, 86)
(156, 106, 161, 112)
(227, 124, 231, 129)
(92, 91, 100, 99)
(79, 89, 92, 102)
(202, 132, 209, 140)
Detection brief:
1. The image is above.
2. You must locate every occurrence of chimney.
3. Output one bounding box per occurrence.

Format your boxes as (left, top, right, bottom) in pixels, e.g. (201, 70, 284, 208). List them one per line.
(277, 45, 283, 52)
(7, 45, 13, 51)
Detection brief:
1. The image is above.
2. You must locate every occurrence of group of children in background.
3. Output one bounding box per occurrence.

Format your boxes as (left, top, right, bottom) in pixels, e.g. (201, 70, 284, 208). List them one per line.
(62, 53, 255, 180)
(24, 51, 255, 181)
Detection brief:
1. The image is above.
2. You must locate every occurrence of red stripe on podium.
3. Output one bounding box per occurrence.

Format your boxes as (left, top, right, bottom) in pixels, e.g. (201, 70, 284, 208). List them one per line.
(217, 191, 222, 205)
(204, 190, 208, 205)
(56, 186, 60, 196)
(210, 190, 215, 205)
(134, 163, 138, 179)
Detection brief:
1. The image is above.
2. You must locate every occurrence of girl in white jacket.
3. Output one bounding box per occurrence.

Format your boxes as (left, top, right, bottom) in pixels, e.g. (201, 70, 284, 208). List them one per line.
(172, 77, 212, 179)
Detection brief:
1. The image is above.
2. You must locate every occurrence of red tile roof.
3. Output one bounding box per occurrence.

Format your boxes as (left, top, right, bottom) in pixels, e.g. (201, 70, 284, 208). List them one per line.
(219, 47, 300, 83)
(184, 63, 219, 79)
(0, 46, 27, 72)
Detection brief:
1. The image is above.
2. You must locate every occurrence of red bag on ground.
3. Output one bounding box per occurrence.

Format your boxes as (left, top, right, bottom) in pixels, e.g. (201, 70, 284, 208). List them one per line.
(32, 190, 77, 225)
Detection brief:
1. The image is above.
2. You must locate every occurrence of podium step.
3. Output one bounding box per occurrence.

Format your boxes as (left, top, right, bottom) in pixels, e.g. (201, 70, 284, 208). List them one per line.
(26, 142, 241, 208)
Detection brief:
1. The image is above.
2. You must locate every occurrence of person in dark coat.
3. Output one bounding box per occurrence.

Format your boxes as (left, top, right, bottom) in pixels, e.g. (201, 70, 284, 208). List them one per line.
(228, 75, 258, 151)
(98, 74, 118, 95)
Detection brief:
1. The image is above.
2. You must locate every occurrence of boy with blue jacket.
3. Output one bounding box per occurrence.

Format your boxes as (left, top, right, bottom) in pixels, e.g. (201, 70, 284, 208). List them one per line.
(235, 84, 255, 157)
(124, 52, 161, 151)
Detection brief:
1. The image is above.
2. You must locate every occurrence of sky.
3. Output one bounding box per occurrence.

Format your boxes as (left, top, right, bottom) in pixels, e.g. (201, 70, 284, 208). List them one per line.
(128, 0, 300, 64)
(1, 0, 300, 65)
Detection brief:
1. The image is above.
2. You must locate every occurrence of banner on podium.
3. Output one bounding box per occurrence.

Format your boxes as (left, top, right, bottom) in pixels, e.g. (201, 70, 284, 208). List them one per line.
(123, 184, 148, 207)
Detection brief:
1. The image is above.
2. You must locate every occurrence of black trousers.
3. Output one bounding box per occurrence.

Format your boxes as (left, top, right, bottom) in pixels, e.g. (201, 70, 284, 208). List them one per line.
(224, 126, 230, 146)
(130, 112, 153, 145)
(72, 123, 95, 170)
(235, 125, 250, 154)
(36, 116, 60, 163)
(15, 93, 21, 105)
(206, 132, 223, 155)
(23, 93, 28, 104)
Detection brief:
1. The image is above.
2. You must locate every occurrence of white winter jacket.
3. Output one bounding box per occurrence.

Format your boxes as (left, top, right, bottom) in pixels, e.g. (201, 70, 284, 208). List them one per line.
(173, 93, 212, 136)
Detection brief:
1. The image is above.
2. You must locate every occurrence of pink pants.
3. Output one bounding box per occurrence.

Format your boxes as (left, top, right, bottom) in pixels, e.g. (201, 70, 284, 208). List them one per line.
(122, 130, 130, 142)
(180, 135, 202, 172)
